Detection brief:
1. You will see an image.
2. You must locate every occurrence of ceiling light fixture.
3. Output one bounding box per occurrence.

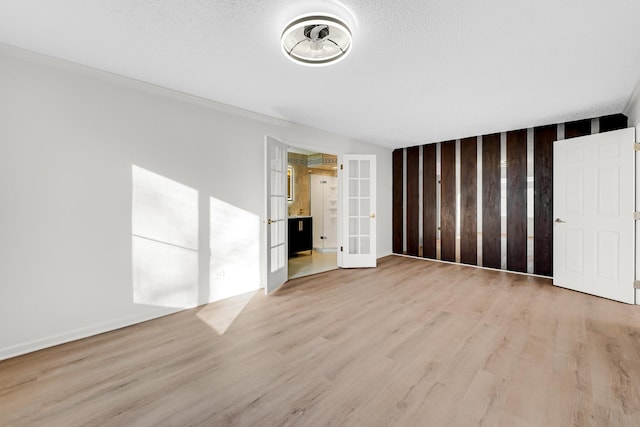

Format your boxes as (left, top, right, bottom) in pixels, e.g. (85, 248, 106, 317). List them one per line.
(281, 14, 352, 66)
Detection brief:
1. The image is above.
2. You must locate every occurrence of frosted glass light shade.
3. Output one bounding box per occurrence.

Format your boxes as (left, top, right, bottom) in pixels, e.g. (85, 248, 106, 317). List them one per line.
(281, 15, 352, 66)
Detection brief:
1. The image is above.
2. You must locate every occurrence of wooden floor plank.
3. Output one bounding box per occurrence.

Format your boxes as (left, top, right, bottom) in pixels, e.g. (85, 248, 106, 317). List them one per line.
(3, 255, 640, 426)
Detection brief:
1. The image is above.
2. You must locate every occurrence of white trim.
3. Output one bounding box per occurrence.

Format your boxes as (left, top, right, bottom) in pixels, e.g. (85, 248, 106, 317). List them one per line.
(0, 307, 180, 361)
(635, 127, 639, 305)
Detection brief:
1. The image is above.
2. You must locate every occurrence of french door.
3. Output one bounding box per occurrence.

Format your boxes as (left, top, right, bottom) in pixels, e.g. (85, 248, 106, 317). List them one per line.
(339, 154, 377, 268)
(265, 136, 288, 294)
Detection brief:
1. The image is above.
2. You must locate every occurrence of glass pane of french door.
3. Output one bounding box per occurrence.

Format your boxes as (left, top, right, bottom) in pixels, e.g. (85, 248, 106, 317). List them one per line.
(348, 159, 372, 254)
(270, 144, 286, 273)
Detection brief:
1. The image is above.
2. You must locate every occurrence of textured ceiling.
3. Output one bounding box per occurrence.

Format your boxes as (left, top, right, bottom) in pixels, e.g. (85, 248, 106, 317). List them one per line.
(1, 0, 639, 149)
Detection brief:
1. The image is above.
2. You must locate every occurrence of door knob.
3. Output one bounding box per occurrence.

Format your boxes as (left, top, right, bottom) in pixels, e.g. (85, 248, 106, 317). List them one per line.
(554, 218, 566, 223)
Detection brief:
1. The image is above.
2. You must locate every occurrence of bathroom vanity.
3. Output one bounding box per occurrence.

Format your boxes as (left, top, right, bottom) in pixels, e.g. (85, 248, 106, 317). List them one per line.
(288, 216, 312, 256)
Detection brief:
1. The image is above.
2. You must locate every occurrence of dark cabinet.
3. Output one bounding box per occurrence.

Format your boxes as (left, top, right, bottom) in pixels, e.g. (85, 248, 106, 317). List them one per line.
(288, 217, 312, 256)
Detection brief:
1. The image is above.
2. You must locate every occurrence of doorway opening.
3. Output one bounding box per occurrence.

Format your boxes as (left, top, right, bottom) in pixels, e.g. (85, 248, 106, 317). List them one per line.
(287, 147, 339, 280)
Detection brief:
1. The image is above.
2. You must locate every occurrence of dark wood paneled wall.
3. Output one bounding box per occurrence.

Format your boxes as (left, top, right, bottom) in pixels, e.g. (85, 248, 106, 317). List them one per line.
(482, 133, 501, 269)
(391, 113, 628, 277)
(506, 129, 527, 273)
(392, 149, 403, 254)
(459, 137, 477, 265)
(406, 147, 420, 256)
(423, 144, 437, 259)
(440, 141, 456, 262)
(533, 125, 556, 276)
(599, 114, 628, 133)
(564, 119, 591, 139)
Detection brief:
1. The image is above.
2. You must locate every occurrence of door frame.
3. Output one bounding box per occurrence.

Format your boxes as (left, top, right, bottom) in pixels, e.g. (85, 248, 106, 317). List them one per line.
(631, 124, 640, 305)
(265, 138, 342, 288)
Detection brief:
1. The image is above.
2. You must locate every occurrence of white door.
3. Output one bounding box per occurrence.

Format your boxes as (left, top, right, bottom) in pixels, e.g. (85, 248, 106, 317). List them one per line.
(310, 174, 325, 250)
(339, 154, 377, 268)
(553, 128, 635, 304)
(265, 136, 288, 294)
(310, 175, 338, 251)
(324, 175, 338, 248)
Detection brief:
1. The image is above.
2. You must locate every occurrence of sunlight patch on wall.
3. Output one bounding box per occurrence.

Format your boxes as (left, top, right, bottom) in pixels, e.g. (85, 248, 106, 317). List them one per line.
(210, 197, 260, 302)
(132, 165, 199, 308)
(132, 165, 198, 248)
(132, 236, 199, 308)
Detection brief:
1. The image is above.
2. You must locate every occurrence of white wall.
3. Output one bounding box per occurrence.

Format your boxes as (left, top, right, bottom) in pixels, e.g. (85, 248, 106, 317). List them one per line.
(625, 75, 640, 136)
(0, 45, 392, 360)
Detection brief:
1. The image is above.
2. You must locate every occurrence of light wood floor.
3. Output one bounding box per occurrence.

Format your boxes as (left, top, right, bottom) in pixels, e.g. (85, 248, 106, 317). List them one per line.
(288, 251, 337, 280)
(3, 255, 640, 426)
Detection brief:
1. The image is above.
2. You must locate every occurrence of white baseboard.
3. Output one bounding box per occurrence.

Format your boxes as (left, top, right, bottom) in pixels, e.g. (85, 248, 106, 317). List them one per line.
(0, 307, 181, 361)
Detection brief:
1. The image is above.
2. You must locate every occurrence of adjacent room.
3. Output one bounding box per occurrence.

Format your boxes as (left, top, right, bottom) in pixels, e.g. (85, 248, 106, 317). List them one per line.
(2, 1, 640, 425)
(287, 148, 340, 280)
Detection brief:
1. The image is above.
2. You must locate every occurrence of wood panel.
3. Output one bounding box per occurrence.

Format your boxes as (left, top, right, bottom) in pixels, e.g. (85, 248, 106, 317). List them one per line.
(599, 114, 628, 133)
(406, 146, 420, 256)
(440, 141, 456, 262)
(482, 133, 501, 269)
(423, 143, 437, 259)
(564, 119, 591, 139)
(459, 137, 477, 265)
(507, 129, 527, 273)
(533, 125, 556, 276)
(393, 114, 625, 272)
(392, 149, 403, 254)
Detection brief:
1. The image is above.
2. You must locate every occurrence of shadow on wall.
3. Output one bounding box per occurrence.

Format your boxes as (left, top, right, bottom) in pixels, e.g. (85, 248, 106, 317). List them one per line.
(131, 165, 260, 323)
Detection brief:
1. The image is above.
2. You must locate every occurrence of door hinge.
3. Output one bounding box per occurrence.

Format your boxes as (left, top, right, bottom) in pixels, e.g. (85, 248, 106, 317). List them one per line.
(340, 164, 343, 170)
(634, 280, 640, 289)
(634, 143, 640, 151)
(340, 246, 343, 252)
(634, 211, 640, 220)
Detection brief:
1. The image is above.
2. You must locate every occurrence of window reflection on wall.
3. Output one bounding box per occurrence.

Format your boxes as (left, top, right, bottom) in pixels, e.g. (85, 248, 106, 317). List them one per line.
(210, 198, 260, 302)
(132, 165, 199, 308)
